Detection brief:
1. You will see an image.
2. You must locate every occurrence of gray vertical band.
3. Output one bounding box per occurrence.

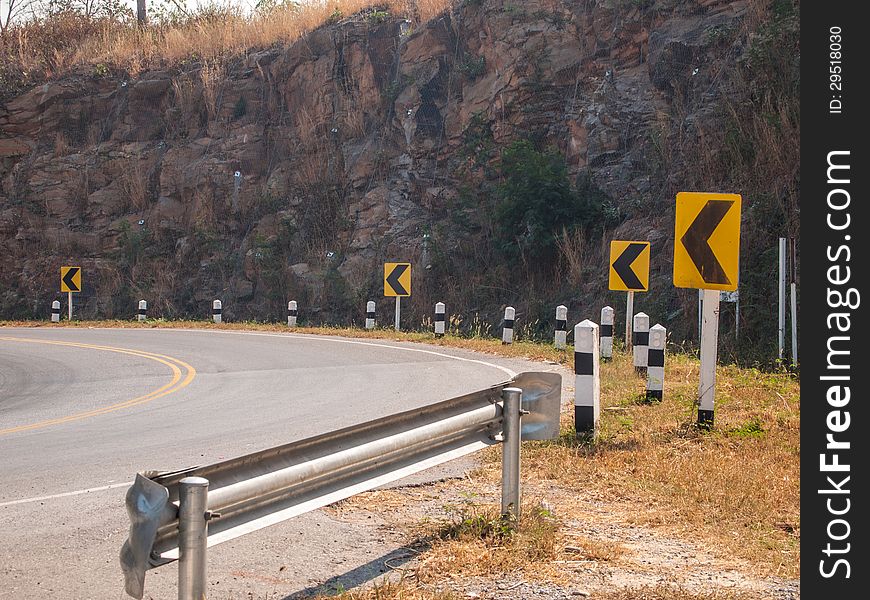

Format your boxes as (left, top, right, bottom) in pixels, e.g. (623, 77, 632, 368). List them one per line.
(501, 387, 522, 518)
(178, 477, 209, 600)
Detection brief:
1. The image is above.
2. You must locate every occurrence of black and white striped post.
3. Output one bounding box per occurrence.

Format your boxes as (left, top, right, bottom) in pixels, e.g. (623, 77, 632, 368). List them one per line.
(574, 319, 600, 436)
(434, 302, 446, 338)
(287, 300, 298, 327)
(365, 301, 376, 329)
(646, 324, 666, 402)
(212, 300, 222, 324)
(600, 306, 614, 361)
(502, 306, 515, 345)
(51, 300, 61, 322)
(554, 305, 567, 350)
(632, 312, 649, 375)
(137, 300, 147, 322)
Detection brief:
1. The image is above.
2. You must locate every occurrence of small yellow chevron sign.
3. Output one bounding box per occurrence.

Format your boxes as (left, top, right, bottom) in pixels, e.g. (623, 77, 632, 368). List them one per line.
(384, 263, 411, 297)
(609, 241, 650, 292)
(60, 266, 82, 293)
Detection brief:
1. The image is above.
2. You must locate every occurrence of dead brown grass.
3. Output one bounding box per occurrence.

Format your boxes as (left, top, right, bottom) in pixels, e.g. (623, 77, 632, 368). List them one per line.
(416, 501, 563, 582)
(473, 350, 800, 578)
(4, 1, 455, 83)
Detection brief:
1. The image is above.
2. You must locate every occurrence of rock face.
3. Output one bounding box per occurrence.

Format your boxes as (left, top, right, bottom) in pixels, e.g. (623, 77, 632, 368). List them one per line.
(0, 0, 793, 340)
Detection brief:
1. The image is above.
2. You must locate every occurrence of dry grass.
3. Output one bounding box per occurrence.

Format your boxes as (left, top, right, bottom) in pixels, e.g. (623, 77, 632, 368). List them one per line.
(415, 501, 563, 582)
(3, 1, 455, 85)
(321, 579, 757, 600)
(472, 350, 800, 578)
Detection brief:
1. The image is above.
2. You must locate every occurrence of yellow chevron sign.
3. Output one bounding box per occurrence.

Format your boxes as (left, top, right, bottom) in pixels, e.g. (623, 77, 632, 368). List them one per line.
(60, 266, 82, 293)
(673, 192, 741, 291)
(384, 263, 411, 297)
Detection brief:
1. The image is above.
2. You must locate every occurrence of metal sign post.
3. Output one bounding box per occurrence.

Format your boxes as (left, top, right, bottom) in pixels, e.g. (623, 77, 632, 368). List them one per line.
(673, 192, 742, 429)
(384, 263, 411, 332)
(608, 240, 649, 350)
(60, 266, 82, 321)
(698, 290, 720, 427)
(394, 296, 401, 331)
(778, 237, 786, 360)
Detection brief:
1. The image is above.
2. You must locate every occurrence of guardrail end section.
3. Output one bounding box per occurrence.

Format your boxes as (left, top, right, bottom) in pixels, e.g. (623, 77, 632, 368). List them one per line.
(513, 371, 562, 441)
(120, 473, 170, 599)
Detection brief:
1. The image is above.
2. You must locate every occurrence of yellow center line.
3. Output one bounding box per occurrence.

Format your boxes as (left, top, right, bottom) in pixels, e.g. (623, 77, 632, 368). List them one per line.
(0, 337, 197, 435)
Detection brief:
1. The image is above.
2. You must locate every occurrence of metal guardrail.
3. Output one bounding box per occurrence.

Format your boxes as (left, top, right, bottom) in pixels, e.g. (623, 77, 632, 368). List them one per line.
(120, 371, 561, 599)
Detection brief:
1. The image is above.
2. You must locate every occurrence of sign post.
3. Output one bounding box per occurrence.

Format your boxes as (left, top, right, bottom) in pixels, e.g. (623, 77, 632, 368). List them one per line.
(60, 266, 82, 321)
(384, 263, 411, 331)
(608, 241, 650, 350)
(673, 192, 741, 428)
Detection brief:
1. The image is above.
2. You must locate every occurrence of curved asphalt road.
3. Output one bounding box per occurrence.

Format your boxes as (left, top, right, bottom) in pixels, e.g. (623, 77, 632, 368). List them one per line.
(0, 327, 536, 599)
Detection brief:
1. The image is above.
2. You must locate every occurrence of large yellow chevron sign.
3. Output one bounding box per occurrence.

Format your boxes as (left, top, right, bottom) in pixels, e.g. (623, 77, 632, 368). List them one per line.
(673, 192, 741, 291)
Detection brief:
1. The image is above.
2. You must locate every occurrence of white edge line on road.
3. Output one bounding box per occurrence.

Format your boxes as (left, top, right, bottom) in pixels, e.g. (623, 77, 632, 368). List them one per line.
(110, 327, 519, 378)
(0, 482, 132, 508)
(3, 328, 518, 507)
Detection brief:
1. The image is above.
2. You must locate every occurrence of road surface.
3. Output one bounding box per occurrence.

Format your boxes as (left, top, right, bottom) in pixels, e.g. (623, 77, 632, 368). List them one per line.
(0, 327, 544, 599)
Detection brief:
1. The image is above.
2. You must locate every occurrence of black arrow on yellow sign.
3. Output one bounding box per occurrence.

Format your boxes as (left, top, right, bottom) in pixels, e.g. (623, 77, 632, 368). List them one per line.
(612, 243, 647, 290)
(680, 200, 733, 285)
(385, 263, 409, 296)
(61, 267, 81, 292)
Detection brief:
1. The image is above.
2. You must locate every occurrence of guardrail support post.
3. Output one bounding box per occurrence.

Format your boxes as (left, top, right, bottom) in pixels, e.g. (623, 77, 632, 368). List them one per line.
(178, 476, 209, 600)
(501, 387, 523, 519)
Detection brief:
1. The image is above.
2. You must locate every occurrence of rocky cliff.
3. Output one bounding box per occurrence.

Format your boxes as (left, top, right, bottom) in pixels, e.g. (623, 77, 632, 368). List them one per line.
(0, 0, 799, 359)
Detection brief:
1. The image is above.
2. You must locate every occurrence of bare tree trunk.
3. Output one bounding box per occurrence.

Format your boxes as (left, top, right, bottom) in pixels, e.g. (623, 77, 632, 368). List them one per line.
(137, 0, 146, 24)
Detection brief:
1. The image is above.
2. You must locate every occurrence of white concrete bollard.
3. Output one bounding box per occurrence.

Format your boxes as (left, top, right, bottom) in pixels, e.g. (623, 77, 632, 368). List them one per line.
(646, 324, 666, 402)
(434, 302, 446, 338)
(287, 300, 298, 327)
(600, 306, 614, 361)
(51, 300, 61, 322)
(138, 300, 147, 322)
(632, 312, 650, 375)
(365, 301, 376, 329)
(574, 320, 600, 436)
(212, 300, 222, 324)
(554, 305, 568, 349)
(502, 306, 515, 344)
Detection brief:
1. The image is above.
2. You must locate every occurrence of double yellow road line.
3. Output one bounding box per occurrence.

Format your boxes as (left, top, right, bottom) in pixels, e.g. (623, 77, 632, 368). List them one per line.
(0, 337, 196, 435)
